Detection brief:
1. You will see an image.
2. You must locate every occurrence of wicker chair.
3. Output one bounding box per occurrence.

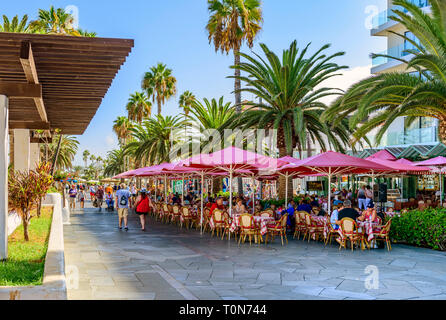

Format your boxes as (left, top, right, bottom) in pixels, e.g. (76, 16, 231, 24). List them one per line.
(293, 211, 307, 239)
(221, 211, 235, 240)
(238, 214, 258, 245)
(303, 213, 324, 242)
(260, 211, 273, 218)
(338, 218, 366, 251)
(371, 219, 393, 251)
(171, 205, 181, 225)
(265, 213, 288, 246)
(161, 204, 170, 223)
(211, 209, 225, 237)
(180, 206, 196, 229)
(324, 219, 339, 246)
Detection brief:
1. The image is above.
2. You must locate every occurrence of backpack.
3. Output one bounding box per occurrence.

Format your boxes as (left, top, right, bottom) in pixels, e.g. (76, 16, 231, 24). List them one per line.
(120, 193, 128, 206)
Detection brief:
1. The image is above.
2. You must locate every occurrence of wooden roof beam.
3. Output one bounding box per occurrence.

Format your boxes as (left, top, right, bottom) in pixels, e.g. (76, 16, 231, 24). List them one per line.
(0, 82, 42, 98)
(9, 121, 51, 130)
(20, 41, 48, 123)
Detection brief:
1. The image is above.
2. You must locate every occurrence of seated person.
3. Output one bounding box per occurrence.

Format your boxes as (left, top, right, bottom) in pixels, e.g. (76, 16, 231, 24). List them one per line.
(210, 197, 225, 216)
(333, 196, 344, 206)
(310, 196, 319, 208)
(359, 202, 378, 222)
(297, 199, 312, 214)
(336, 200, 360, 224)
(330, 205, 342, 230)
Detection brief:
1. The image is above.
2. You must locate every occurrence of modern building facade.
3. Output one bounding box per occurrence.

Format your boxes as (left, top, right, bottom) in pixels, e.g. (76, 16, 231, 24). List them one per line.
(360, 0, 444, 160)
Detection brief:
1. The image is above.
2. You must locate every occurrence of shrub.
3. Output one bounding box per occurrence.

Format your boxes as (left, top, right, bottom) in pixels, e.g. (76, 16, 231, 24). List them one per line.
(390, 208, 446, 251)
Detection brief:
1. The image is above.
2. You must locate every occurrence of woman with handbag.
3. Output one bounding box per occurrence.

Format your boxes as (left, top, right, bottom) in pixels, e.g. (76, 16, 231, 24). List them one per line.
(134, 189, 154, 231)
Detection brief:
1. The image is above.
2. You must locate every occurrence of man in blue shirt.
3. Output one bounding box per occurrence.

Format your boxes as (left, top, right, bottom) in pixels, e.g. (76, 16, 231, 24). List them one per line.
(115, 184, 131, 231)
(297, 200, 312, 214)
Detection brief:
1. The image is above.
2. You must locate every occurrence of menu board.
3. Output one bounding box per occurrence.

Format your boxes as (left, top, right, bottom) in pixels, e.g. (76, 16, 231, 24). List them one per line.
(307, 181, 325, 191)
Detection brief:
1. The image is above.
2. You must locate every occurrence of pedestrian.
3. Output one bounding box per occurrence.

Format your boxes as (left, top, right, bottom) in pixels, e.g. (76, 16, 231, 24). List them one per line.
(68, 185, 77, 210)
(134, 189, 155, 231)
(357, 185, 367, 211)
(95, 186, 105, 212)
(78, 187, 86, 209)
(90, 185, 96, 201)
(115, 183, 131, 231)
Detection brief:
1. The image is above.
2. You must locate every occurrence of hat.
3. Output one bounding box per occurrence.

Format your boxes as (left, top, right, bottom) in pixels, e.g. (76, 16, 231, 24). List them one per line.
(367, 202, 375, 209)
(140, 188, 147, 194)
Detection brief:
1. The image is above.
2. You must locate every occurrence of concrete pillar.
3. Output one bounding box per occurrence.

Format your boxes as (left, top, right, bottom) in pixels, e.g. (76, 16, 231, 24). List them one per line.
(13, 129, 30, 173)
(0, 95, 9, 260)
(29, 143, 40, 170)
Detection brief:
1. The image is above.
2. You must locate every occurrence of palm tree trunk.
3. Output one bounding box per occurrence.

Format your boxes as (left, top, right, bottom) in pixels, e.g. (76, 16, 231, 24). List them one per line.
(51, 134, 63, 175)
(234, 47, 244, 197)
(307, 137, 312, 158)
(158, 99, 162, 115)
(278, 146, 294, 202)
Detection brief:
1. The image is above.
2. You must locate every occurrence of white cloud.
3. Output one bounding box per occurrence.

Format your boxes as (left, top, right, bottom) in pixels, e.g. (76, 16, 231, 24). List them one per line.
(317, 65, 372, 104)
(105, 134, 116, 147)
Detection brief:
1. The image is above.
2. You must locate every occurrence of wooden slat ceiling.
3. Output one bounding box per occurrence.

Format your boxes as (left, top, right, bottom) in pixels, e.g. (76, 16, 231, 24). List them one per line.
(0, 32, 134, 135)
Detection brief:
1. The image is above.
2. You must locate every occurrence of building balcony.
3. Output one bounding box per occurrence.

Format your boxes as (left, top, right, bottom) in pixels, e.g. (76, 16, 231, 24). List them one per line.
(381, 126, 438, 147)
(371, 42, 419, 73)
(371, 0, 430, 36)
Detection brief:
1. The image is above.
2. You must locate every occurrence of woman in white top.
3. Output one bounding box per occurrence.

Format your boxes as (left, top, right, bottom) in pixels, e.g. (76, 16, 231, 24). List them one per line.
(234, 199, 246, 216)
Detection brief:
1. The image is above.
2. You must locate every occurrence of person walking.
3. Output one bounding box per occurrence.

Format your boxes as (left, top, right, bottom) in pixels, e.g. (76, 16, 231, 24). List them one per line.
(365, 185, 374, 208)
(134, 189, 154, 231)
(68, 185, 77, 210)
(95, 186, 105, 212)
(78, 188, 86, 209)
(90, 185, 96, 201)
(116, 183, 131, 231)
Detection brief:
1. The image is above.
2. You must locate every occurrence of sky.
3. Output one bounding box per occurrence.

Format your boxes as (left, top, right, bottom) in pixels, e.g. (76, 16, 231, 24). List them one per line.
(2, 0, 387, 165)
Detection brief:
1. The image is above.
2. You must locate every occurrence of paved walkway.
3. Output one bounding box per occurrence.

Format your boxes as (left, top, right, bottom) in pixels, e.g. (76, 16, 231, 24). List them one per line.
(64, 201, 446, 300)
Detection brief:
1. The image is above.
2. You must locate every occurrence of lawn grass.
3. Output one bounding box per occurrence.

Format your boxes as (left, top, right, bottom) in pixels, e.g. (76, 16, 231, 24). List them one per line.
(0, 207, 53, 286)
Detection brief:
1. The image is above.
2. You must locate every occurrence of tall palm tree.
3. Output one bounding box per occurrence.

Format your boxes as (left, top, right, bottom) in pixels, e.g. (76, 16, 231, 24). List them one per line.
(206, 0, 263, 112)
(77, 29, 97, 37)
(82, 150, 90, 168)
(227, 40, 350, 199)
(179, 91, 196, 117)
(30, 6, 81, 36)
(90, 154, 97, 166)
(188, 97, 235, 133)
(0, 15, 31, 33)
(113, 116, 133, 146)
(126, 91, 152, 124)
(323, 0, 446, 146)
(142, 63, 177, 115)
(41, 135, 79, 171)
(125, 115, 187, 166)
(104, 148, 126, 177)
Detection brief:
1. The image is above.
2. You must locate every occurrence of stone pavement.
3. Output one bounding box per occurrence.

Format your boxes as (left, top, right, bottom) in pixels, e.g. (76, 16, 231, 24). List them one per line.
(64, 201, 446, 300)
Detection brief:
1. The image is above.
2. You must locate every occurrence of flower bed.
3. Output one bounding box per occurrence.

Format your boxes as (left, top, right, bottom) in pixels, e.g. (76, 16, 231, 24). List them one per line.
(0, 207, 53, 286)
(390, 208, 446, 251)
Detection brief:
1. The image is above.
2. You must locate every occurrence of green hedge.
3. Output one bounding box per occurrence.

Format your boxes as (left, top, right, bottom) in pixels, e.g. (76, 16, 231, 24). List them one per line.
(390, 208, 446, 251)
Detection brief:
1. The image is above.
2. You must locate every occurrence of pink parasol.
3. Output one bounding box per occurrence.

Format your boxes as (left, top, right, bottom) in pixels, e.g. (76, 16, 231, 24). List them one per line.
(367, 149, 397, 161)
(278, 151, 393, 214)
(395, 158, 415, 165)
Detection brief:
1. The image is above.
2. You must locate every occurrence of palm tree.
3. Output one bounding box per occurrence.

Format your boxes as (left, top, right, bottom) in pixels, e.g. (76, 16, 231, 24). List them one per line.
(179, 91, 196, 117)
(77, 29, 97, 37)
(188, 97, 235, 133)
(142, 63, 177, 115)
(113, 116, 133, 146)
(30, 6, 81, 36)
(0, 15, 32, 33)
(227, 40, 350, 199)
(125, 115, 187, 166)
(104, 148, 126, 177)
(82, 150, 90, 168)
(206, 0, 263, 112)
(323, 0, 446, 146)
(90, 154, 97, 166)
(42, 135, 79, 171)
(126, 91, 152, 124)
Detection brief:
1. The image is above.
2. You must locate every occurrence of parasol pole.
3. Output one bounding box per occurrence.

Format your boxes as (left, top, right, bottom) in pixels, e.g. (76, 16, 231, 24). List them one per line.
(285, 172, 289, 208)
(229, 167, 233, 217)
(328, 167, 332, 216)
(200, 171, 204, 235)
(164, 175, 167, 204)
(401, 174, 404, 203)
(252, 174, 255, 214)
(181, 173, 185, 205)
(440, 167, 443, 207)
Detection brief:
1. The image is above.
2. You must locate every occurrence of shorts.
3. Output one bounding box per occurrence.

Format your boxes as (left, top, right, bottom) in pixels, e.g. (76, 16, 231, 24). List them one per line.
(69, 197, 76, 204)
(118, 208, 129, 219)
(136, 210, 148, 216)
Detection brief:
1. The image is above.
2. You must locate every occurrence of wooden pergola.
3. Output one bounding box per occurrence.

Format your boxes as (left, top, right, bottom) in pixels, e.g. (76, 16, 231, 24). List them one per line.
(0, 32, 134, 136)
(0, 32, 134, 260)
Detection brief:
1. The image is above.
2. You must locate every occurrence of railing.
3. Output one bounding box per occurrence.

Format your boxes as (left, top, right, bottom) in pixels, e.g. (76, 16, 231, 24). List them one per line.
(372, 41, 420, 67)
(372, 0, 430, 30)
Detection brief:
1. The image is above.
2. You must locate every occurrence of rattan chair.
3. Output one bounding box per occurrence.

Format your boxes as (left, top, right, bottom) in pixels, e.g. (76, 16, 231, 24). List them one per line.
(171, 205, 181, 225)
(338, 218, 366, 251)
(324, 219, 339, 246)
(371, 219, 393, 251)
(293, 211, 307, 239)
(303, 213, 324, 242)
(180, 206, 197, 230)
(238, 214, 258, 245)
(211, 209, 225, 237)
(265, 213, 288, 246)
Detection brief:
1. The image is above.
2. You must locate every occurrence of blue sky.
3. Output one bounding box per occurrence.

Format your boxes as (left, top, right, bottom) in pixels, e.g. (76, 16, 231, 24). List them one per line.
(2, 0, 387, 165)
